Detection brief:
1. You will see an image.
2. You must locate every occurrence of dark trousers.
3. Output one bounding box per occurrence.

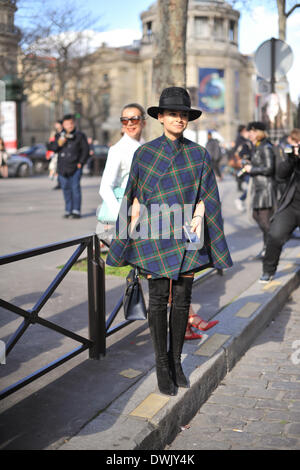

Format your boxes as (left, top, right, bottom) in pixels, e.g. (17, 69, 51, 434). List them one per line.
(212, 160, 222, 178)
(263, 204, 300, 274)
(58, 168, 82, 214)
(252, 208, 273, 246)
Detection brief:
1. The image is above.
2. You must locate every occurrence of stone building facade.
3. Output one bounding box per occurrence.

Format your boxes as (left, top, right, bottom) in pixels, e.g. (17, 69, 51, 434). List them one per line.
(91, 0, 256, 147)
(135, 0, 256, 145)
(17, 0, 257, 147)
(0, 0, 19, 77)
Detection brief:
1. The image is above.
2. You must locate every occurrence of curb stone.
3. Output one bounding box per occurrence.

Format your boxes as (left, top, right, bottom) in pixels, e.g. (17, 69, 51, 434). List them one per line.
(59, 246, 300, 450)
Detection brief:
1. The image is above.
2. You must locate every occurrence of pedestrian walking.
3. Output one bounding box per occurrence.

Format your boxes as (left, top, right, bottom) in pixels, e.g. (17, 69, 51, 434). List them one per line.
(97, 103, 146, 232)
(86, 137, 95, 176)
(206, 131, 222, 180)
(232, 124, 252, 212)
(0, 138, 8, 178)
(260, 128, 300, 283)
(106, 87, 232, 396)
(242, 121, 276, 259)
(47, 120, 63, 189)
(48, 114, 89, 218)
(96, 103, 146, 250)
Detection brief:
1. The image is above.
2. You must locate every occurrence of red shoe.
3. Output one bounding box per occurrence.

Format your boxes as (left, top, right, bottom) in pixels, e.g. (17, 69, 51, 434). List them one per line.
(184, 326, 203, 341)
(189, 313, 219, 331)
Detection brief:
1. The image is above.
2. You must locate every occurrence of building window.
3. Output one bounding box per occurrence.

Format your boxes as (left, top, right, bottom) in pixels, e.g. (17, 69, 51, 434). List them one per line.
(102, 93, 110, 117)
(229, 20, 235, 42)
(194, 16, 209, 38)
(63, 100, 71, 115)
(146, 21, 153, 41)
(213, 18, 224, 39)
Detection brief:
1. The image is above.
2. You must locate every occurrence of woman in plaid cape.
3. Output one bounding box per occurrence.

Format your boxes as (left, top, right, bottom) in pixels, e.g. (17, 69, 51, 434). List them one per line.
(107, 87, 232, 395)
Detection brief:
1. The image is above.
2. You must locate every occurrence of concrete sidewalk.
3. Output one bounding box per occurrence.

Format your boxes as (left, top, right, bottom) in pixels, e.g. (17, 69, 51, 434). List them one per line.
(1, 243, 299, 450)
(58, 245, 300, 450)
(167, 284, 300, 450)
(1, 175, 300, 450)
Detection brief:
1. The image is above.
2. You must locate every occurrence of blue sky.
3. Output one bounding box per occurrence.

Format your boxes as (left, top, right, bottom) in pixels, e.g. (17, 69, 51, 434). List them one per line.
(93, 0, 154, 30)
(16, 1, 300, 102)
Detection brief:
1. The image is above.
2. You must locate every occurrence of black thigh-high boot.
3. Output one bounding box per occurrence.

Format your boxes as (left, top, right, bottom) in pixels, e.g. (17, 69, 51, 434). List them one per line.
(148, 278, 176, 396)
(169, 275, 194, 388)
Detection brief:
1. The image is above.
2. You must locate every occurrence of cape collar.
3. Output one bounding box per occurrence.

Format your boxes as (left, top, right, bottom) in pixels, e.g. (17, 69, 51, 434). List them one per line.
(163, 133, 184, 152)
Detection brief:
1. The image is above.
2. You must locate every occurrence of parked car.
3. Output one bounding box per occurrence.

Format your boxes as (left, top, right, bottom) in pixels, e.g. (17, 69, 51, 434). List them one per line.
(13, 144, 49, 173)
(6, 155, 33, 177)
(86, 144, 109, 175)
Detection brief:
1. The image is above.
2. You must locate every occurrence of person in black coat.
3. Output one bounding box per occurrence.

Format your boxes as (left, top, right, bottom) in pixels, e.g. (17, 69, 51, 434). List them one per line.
(233, 124, 252, 210)
(260, 128, 300, 282)
(206, 131, 222, 180)
(48, 114, 89, 218)
(243, 122, 276, 259)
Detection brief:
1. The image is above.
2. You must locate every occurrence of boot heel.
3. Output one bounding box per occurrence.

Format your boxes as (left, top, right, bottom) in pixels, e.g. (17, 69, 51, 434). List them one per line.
(156, 366, 176, 396)
(174, 363, 189, 388)
(169, 358, 189, 388)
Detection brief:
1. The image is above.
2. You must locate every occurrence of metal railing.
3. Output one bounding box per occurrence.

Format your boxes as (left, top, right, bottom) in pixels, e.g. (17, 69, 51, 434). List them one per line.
(0, 234, 222, 400)
(0, 234, 105, 400)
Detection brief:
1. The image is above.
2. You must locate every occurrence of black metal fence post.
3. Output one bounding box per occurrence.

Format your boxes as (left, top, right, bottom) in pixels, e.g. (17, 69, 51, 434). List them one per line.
(0, 235, 95, 400)
(87, 235, 106, 359)
(94, 235, 106, 357)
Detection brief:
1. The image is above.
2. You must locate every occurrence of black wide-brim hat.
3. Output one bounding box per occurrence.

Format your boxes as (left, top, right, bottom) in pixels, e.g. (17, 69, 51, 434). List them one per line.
(247, 121, 266, 131)
(147, 87, 202, 122)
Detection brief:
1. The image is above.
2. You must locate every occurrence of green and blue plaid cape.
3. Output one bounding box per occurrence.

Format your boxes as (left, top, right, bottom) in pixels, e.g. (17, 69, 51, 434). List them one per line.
(106, 134, 232, 279)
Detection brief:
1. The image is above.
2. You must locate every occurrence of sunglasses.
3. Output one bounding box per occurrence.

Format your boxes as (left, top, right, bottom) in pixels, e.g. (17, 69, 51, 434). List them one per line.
(120, 116, 143, 126)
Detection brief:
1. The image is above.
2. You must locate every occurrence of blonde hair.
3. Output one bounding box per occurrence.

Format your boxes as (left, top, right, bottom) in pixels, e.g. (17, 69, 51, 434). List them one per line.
(255, 129, 267, 141)
(290, 128, 300, 142)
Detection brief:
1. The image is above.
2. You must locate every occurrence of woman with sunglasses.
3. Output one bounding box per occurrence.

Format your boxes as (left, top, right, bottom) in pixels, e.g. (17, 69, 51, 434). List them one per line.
(98, 103, 146, 231)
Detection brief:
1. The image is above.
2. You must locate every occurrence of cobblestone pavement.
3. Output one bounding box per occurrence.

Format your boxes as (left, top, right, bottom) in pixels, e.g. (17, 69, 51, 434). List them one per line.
(166, 287, 300, 450)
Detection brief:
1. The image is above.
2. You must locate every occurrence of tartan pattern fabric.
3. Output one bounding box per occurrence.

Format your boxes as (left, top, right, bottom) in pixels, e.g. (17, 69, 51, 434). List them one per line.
(106, 134, 232, 280)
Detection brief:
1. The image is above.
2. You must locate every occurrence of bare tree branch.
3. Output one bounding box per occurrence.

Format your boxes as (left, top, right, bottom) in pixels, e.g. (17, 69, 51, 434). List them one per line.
(286, 3, 300, 16)
(16, 1, 105, 119)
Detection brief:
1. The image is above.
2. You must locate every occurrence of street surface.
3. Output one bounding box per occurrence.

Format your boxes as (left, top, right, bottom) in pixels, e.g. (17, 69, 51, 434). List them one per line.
(167, 286, 300, 450)
(0, 171, 271, 331)
(1, 172, 300, 450)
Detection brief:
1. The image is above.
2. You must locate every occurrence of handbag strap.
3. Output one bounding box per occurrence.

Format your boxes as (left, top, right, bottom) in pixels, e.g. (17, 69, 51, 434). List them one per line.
(124, 267, 140, 296)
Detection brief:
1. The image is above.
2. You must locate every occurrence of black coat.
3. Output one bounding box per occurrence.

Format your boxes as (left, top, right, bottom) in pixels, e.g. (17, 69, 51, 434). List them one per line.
(206, 138, 221, 161)
(48, 128, 89, 176)
(275, 154, 300, 213)
(235, 135, 252, 160)
(249, 138, 276, 209)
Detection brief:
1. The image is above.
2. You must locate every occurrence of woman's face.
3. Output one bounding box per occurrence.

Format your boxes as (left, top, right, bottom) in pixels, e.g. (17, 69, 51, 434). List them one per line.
(158, 110, 189, 141)
(248, 129, 257, 144)
(120, 107, 145, 141)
